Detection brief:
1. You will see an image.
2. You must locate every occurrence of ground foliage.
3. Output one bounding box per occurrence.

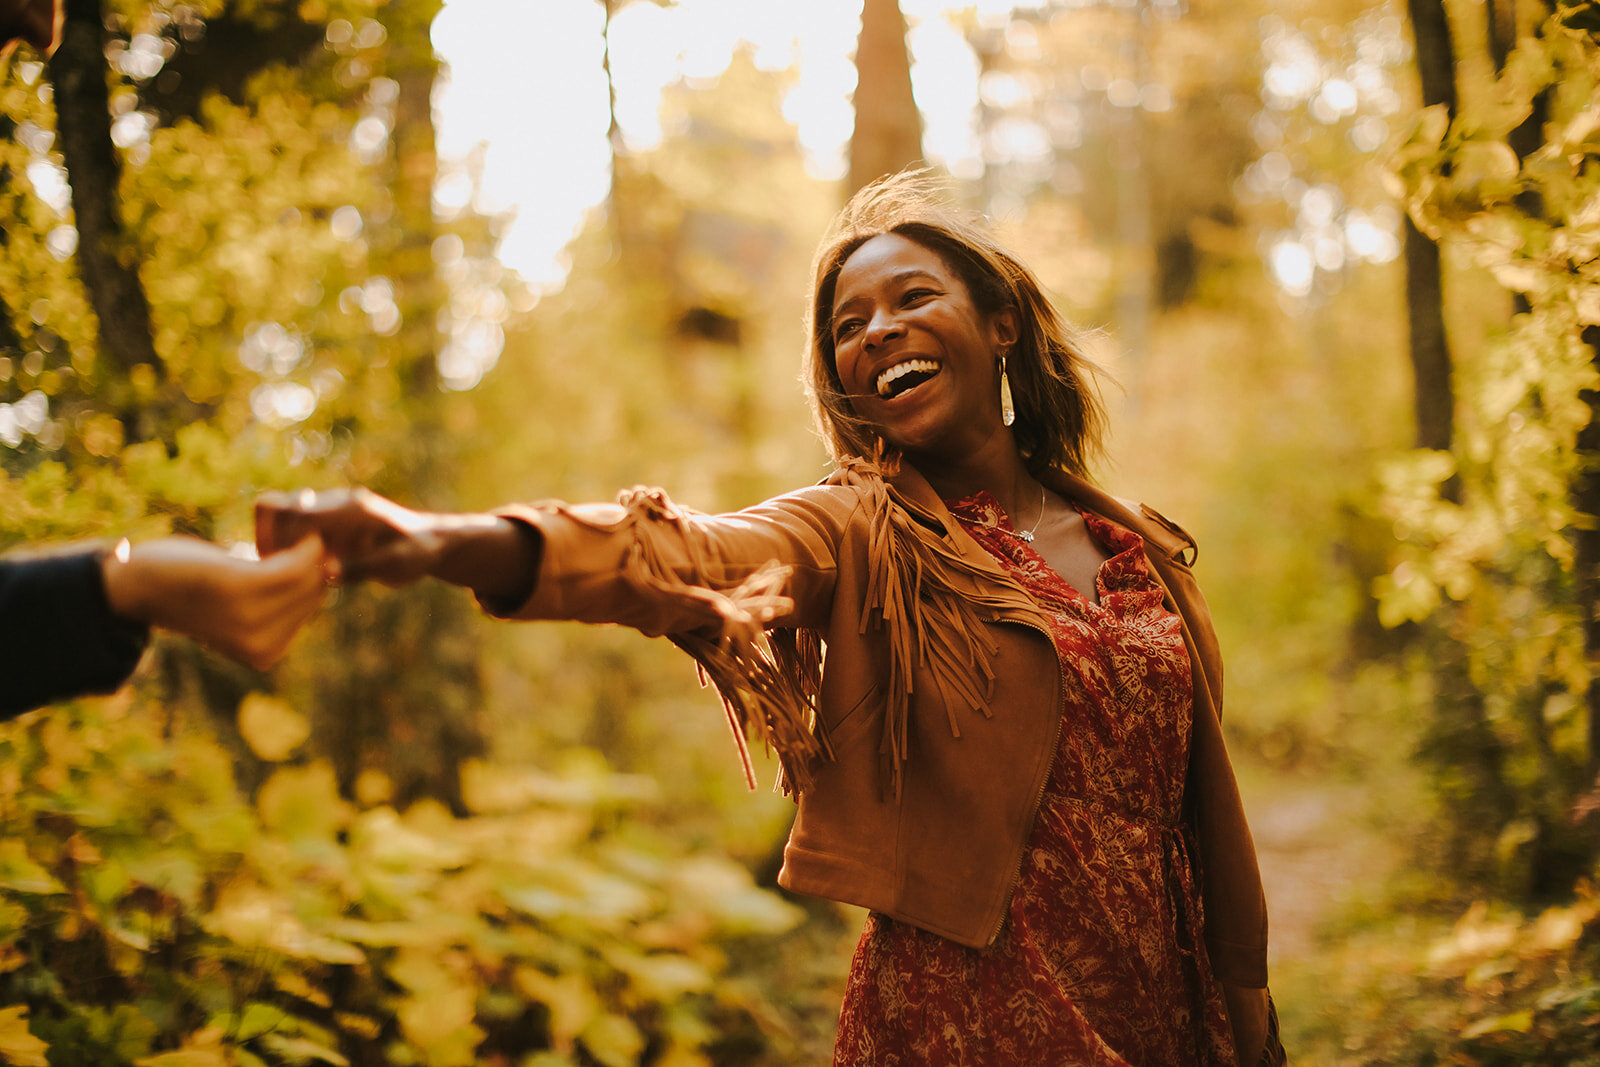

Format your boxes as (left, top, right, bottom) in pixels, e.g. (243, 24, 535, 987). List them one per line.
(0, 695, 802, 1067)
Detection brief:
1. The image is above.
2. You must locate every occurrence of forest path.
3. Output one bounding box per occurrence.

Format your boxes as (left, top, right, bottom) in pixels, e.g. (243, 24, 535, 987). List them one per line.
(1242, 768, 1406, 965)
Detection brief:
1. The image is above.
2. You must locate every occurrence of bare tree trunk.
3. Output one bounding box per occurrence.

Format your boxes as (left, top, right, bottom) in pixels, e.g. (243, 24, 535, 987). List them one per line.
(48, 0, 165, 441)
(1404, 0, 1457, 458)
(1403, 217, 1454, 454)
(0, 119, 21, 359)
(1578, 339, 1600, 774)
(847, 0, 922, 196)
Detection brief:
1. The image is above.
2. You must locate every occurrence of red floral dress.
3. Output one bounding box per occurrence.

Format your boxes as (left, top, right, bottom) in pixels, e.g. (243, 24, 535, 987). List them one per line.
(831, 493, 1236, 1066)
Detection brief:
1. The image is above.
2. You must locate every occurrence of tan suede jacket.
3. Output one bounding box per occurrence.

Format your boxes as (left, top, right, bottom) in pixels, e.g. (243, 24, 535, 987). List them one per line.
(491, 458, 1271, 1056)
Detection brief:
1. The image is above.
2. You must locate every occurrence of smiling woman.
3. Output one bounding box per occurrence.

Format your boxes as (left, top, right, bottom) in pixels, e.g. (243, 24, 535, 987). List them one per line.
(260, 171, 1284, 1067)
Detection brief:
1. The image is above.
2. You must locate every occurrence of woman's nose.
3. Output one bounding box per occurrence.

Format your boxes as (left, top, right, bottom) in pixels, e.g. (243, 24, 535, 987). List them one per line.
(864, 313, 905, 349)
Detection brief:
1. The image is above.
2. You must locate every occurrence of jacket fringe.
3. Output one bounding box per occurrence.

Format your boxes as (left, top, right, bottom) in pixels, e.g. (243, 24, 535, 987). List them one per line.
(832, 455, 1019, 800)
(605, 487, 827, 794)
(611, 454, 1022, 800)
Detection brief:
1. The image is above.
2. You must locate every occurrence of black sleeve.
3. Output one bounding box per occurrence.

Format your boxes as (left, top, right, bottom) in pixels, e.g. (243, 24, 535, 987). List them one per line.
(0, 547, 150, 719)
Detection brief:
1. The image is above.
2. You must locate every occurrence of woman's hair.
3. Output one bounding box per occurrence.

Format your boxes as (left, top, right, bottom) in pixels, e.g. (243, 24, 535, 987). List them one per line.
(804, 170, 1108, 479)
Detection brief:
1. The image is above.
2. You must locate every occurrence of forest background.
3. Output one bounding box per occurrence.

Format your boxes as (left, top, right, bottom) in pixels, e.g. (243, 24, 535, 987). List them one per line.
(1, 0, 1598, 1063)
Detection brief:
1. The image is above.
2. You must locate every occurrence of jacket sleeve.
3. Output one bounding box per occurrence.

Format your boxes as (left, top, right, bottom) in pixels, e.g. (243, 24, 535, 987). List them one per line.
(0, 547, 150, 719)
(482, 483, 858, 792)
(483, 483, 854, 635)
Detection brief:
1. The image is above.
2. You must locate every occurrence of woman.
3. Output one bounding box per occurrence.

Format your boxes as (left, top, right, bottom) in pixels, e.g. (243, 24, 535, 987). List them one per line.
(259, 173, 1281, 1065)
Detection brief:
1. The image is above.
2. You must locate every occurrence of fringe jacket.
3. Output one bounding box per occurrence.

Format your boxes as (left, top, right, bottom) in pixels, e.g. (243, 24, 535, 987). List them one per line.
(489, 457, 1272, 1056)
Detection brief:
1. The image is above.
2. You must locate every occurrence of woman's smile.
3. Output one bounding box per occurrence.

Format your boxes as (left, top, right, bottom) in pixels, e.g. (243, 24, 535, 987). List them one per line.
(875, 358, 943, 399)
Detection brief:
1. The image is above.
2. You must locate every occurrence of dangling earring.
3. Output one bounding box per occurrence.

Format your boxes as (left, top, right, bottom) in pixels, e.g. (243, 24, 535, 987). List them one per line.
(998, 353, 1016, 427)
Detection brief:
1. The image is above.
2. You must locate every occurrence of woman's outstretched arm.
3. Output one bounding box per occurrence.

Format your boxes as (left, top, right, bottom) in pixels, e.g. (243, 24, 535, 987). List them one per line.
(254, 488, 541, 606)
(256, 483, 849, 636)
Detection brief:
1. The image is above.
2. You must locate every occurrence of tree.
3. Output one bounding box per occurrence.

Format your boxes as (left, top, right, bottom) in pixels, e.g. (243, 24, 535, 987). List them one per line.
(848, 0, 922, 195)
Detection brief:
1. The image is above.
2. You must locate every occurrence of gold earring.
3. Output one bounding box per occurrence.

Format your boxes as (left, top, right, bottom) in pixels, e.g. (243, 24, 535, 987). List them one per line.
(999, 353, 1016, 427)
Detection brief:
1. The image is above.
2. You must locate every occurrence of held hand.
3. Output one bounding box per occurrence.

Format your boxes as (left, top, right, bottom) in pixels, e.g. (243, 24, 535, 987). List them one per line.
(255, 488, 540, 603)
(101, 534, 333, 671)
(254, 488, 445, 587)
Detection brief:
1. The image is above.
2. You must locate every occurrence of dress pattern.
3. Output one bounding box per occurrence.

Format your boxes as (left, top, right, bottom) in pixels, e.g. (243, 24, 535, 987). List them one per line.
(832, 493, 1236, 1066)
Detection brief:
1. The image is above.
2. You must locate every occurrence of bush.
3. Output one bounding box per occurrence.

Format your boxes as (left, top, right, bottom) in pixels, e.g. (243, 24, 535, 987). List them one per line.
(0, 691, 802, 1067)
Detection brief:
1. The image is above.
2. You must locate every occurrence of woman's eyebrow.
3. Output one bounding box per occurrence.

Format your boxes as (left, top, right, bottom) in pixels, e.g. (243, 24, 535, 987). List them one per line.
(833, 269, 944, 316)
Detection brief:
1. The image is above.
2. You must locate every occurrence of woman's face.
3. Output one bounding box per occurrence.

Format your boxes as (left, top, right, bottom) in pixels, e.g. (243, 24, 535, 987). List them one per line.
(830, 233, 1016, 465)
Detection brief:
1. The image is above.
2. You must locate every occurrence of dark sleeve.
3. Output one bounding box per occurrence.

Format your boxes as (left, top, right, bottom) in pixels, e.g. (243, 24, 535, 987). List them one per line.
(0, 547, 150, 719)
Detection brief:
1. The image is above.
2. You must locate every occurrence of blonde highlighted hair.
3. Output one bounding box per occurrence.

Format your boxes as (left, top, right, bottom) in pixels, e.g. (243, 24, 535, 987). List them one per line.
(804, 170, 1108, 479)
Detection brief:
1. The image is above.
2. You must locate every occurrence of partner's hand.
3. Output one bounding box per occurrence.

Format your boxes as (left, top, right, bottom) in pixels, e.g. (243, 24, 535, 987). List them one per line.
(255, 487, 445, 587)
(101, 534, 332, 670)
(254, 488, 539, 603)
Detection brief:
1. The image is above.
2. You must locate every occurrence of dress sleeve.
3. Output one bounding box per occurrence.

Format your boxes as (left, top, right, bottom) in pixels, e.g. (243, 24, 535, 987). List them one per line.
(0, 546, 150, 719)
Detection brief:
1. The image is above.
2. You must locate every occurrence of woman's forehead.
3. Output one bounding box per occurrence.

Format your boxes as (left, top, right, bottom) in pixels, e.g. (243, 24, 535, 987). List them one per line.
(833, 234, 958, 307)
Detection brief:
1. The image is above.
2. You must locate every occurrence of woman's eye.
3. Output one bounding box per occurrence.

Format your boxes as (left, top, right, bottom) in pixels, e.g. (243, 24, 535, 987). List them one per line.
(835, 320, 862, 341)
(902, 289, 935, 306)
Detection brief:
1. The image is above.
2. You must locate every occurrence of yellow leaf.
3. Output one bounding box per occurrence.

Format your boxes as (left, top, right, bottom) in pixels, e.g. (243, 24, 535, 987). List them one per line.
(135, 1052, 229, 1067)
(257, 762, 351, 839)
(0, 1005, 49, 1067)
(514, 968, 599, 1051)
(1459, 1009, 1534, 1038)
(397, 983, 483, 1067)
(0, 841, 63, 895)
(237, 694, 310, 762)
(135, 1025, 229, 1067)
(579, 1014, 644, 1067)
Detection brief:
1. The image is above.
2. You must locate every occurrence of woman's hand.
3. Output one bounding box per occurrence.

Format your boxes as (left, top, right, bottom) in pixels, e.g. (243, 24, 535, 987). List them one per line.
(254, 488, 540, 604)
(255, 488, 446, 587)
(100, 534, 332, 670)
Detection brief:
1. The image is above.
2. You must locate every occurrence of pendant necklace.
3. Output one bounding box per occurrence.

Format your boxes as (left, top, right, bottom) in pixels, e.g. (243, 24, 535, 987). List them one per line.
(1010, 484, 1047, 543)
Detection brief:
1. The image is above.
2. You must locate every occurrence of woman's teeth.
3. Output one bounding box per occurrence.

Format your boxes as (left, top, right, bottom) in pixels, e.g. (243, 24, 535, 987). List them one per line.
(876, 359, 940, 398)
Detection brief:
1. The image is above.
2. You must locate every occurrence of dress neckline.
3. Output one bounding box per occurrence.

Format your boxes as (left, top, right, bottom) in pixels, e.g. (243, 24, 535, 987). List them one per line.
(943, 490, 1149, 612)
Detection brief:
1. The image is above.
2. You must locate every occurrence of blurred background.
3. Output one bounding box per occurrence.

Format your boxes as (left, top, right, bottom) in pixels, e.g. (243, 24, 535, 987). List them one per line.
(1, 0, 1598, 1063)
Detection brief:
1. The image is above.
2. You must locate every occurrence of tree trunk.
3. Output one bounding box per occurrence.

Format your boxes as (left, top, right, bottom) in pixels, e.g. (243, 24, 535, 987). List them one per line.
(1578, 333, 1600, 773)
(0, 118, 20, 359)
(1403, 216, 1454, 454)
(847, 0, 922, 195)
(1404, 0, 1457, 457)
(48, 0, 165, 441)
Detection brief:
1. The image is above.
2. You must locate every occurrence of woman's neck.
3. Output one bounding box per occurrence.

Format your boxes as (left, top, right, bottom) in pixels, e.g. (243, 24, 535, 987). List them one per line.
(905, 433, 1038, 521)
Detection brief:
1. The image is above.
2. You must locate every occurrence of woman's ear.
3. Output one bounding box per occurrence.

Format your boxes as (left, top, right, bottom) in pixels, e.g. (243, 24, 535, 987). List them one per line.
(990, 307, 1020, 351)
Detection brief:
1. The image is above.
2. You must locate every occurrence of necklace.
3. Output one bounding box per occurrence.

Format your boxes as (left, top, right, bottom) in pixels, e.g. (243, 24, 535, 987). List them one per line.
(1007, 483, 1047, 543)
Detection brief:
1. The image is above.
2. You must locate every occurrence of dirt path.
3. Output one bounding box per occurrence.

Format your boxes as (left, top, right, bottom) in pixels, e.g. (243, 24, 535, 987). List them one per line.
(1242, 772, 1403, 966)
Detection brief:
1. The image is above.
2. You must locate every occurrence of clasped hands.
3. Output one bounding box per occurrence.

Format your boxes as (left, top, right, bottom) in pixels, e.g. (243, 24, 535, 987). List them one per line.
(110, 487, 528, 673)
